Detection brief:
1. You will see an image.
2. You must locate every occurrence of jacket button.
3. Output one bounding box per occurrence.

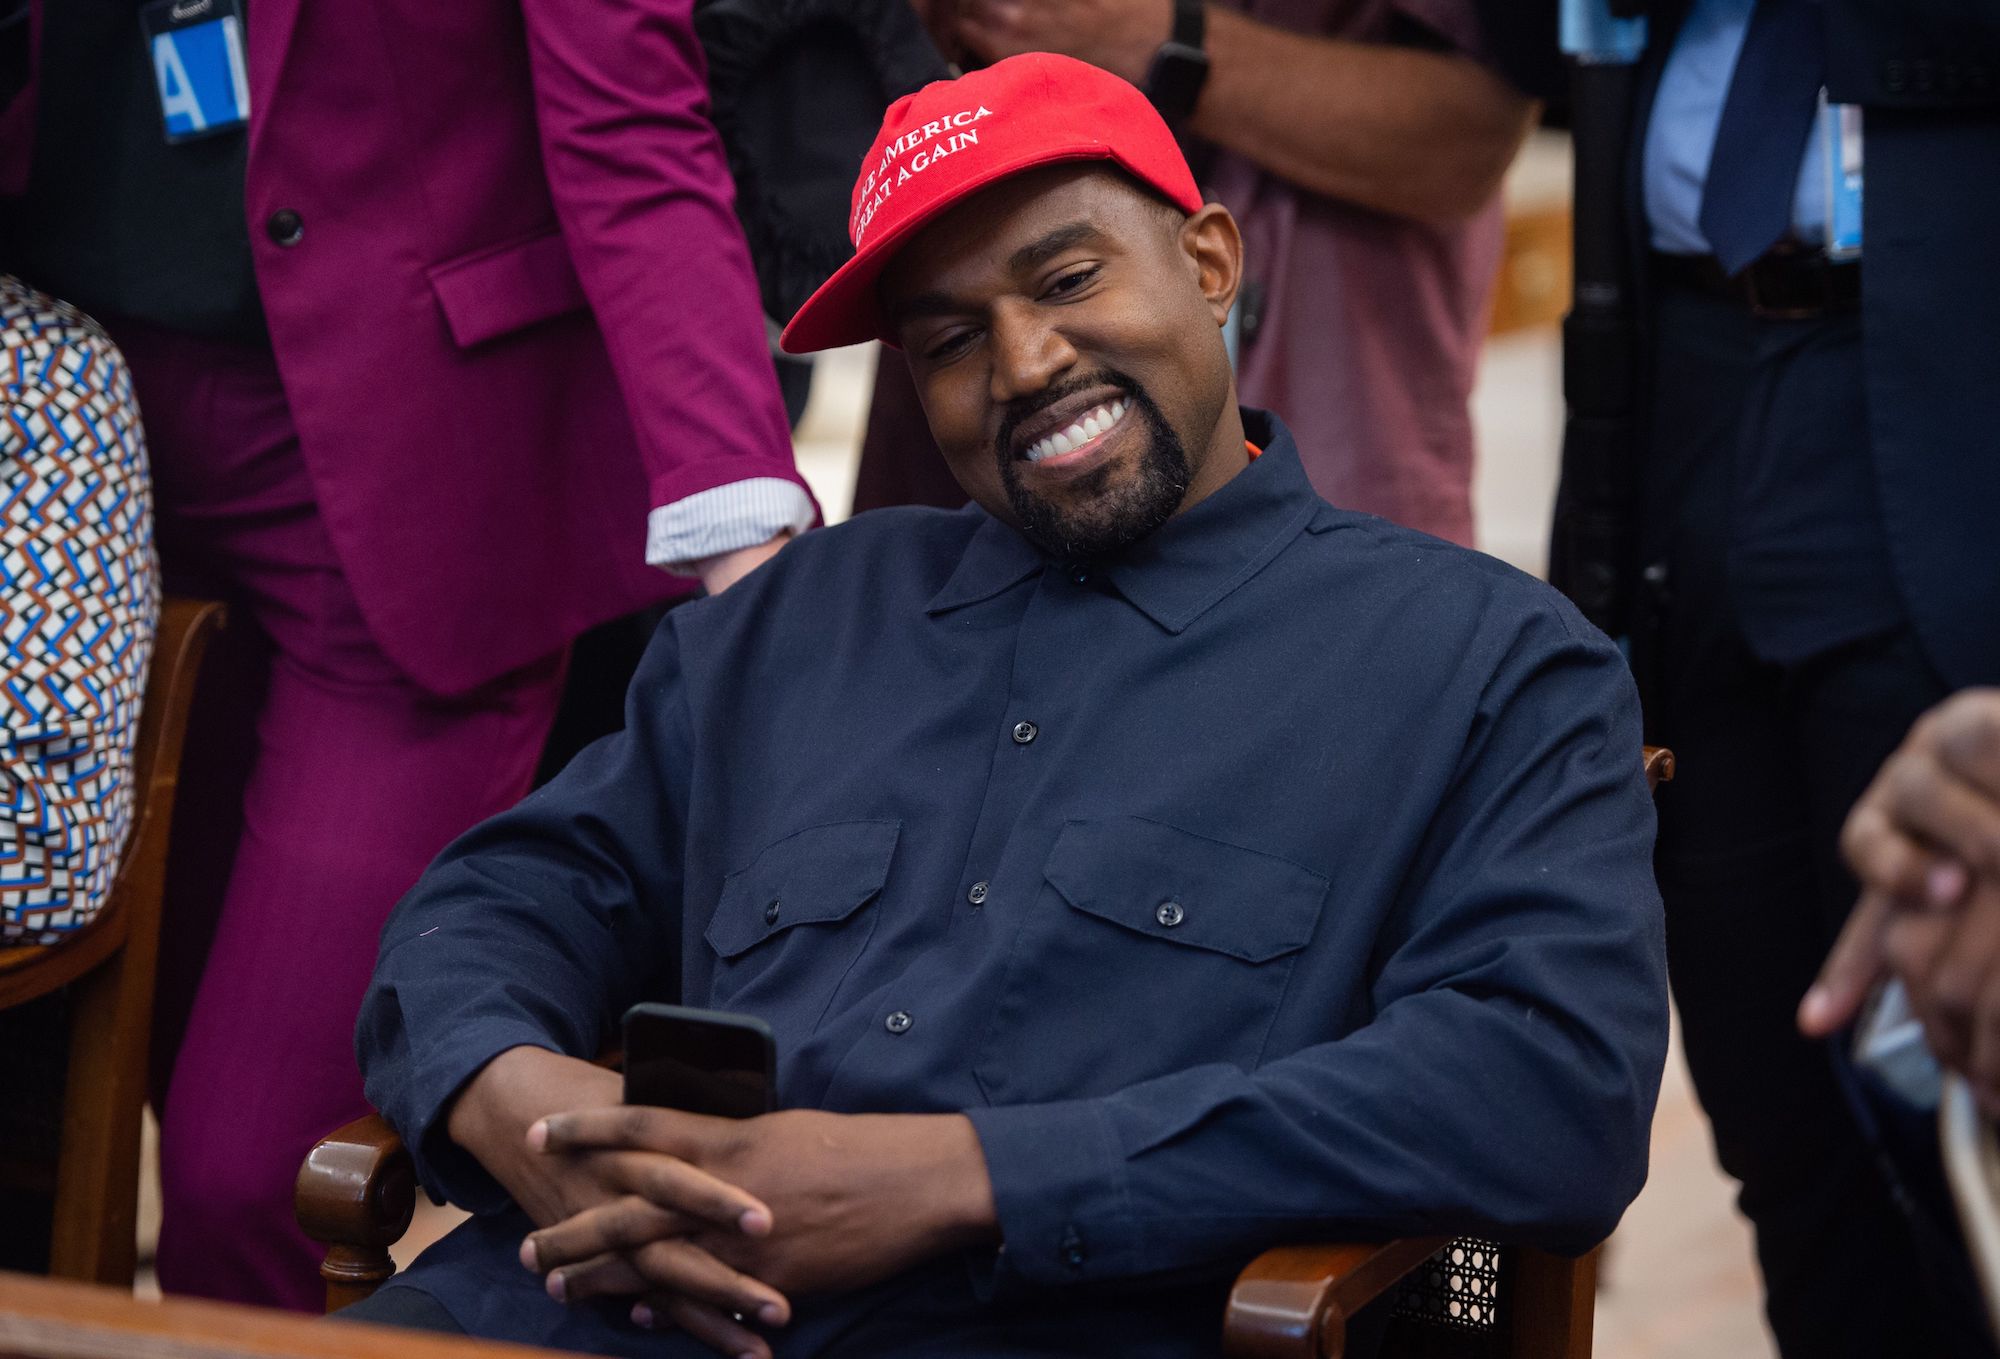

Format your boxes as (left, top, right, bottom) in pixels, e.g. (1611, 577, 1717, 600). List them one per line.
(884, 1010, 913, 1034)
(763, 897, 780, 925)
(1155, 900, 1184, 928)
(967, 881, 989, 906)
(1011, 720, 1038, 745)
(266, 209, 305, 246)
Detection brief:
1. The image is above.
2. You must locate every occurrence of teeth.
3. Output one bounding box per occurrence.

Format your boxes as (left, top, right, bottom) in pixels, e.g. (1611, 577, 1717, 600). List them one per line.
(1025, 400, 1128, 462)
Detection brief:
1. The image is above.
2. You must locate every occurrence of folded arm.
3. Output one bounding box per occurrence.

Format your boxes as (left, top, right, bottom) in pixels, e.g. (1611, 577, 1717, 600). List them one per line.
(950, 0, 1538, 221)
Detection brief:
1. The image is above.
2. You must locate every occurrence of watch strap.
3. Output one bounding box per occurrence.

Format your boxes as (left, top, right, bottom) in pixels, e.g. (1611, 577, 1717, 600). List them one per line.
(1145, 0, 1210, 124)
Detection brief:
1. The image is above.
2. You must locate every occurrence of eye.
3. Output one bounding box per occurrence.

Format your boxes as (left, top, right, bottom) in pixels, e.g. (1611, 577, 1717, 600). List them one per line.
(1043, 264, 1101, 299)
(924, 327, 981, 363)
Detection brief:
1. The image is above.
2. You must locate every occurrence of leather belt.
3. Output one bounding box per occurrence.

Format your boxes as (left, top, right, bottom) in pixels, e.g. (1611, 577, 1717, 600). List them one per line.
(1652, 247, 1862, 320)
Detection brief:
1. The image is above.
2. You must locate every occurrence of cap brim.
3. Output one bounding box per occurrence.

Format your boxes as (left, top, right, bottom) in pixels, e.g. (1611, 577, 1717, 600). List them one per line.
(778, 143, 1136, 355)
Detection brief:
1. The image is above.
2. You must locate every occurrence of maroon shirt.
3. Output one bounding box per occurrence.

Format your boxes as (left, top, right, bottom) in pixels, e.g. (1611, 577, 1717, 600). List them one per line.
(1211, 0, 1504, 546)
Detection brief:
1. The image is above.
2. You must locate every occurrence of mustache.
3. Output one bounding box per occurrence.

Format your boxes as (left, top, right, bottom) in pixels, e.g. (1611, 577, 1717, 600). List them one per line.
(992, 369, 1146, 465)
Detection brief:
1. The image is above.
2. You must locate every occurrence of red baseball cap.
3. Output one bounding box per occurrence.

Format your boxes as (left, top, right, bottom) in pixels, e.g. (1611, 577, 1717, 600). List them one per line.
(779, 52, 1204, 355)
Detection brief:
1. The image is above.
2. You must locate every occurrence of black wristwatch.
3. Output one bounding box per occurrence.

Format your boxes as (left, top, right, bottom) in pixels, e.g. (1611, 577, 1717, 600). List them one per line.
(1144, 0, 1209, 125)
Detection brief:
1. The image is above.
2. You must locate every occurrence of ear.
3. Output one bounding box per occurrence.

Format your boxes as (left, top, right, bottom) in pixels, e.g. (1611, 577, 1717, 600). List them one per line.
(1180, 203, 1243, 330)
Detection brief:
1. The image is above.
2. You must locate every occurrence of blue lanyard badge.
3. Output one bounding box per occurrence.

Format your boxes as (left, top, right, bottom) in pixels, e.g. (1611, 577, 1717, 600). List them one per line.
(1819, 94, 1864, 259)
(138, 0, 250, 143)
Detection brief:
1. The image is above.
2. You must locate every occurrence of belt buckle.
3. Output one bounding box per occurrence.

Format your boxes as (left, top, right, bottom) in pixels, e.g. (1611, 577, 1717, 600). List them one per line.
(1742, 249, 1831, 321)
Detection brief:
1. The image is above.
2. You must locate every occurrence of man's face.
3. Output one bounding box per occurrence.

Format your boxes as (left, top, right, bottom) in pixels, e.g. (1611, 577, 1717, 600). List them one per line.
(880, 166, 1244, 559)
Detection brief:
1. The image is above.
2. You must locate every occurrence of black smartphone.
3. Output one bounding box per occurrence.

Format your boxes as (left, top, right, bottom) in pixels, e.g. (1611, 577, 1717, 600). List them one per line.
(621, 1003, 777, 1119)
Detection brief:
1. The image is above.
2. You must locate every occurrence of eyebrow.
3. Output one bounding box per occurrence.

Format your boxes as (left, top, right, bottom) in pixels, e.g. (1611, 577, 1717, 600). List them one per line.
(1006, 220, 1103, 274)
(888, 220, 1109, 325)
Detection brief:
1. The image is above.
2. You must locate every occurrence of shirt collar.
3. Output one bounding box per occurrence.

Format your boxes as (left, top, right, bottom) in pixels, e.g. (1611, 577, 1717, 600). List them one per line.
(927, 408, 1319, 631)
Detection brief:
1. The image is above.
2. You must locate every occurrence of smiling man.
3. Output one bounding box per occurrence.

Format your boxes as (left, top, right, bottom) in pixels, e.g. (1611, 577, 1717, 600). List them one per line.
(346, 54, 1668, 1359)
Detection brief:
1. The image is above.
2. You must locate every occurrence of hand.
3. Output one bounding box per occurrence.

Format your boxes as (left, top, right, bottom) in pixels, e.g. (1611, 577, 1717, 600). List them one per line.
(696, 531, 791, 596)
(1840, 689, 2000, 908)
(1802, 692, 2000, 1037)
(951, 0, 1174, 85)
(521, 1107, 997, 1340)
(445, 1048, 788, 1348)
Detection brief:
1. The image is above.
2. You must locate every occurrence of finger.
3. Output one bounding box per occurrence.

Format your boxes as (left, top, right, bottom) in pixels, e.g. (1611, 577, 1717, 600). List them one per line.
(1935, 692, 2000, 804)
(635, 1294, 776, 1359)
(1882, 755, 2000, 884)
(1885, 911, 1967, 1070)
(542, 1250, 651, 1304)
(1912, 894, 2000, 1073)
(559, 1237, 789, 1324)
(600, 1149, 771, 1236)
(1841, 799, 1950, 905)
(529, 1109, 771, 1234)
(1799, 890, 1894, 1035)
(531, 1103, 705, 1154)
(523, 1195, 693, 1274)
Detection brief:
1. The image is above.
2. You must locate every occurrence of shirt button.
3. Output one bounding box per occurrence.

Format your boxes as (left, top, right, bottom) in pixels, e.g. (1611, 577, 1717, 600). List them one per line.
(1060, 1225, 1087, 1269)
(1155, 900, 1185, 928)
(266, 209, 305, 246)
(763, 897, 780, 925)
(1069, 566, 1091, 585)
(884, 1010, 913, 1034)
(967, 881, 989, 906)
(1011, 720, 1038, 745)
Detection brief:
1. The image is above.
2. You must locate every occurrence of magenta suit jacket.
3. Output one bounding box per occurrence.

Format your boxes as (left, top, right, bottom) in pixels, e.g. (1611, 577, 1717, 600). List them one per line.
(3, 0, 808, 695)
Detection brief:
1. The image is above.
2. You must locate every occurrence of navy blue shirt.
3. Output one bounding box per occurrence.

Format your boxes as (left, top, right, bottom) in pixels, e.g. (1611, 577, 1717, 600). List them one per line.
(358, 410, 1667, 1348)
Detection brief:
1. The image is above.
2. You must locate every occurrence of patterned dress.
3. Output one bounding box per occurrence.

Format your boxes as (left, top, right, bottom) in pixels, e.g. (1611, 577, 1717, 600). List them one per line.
(0, 276, 159, 942)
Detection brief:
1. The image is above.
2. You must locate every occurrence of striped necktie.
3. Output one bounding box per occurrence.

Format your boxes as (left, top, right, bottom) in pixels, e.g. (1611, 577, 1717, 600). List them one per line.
(1697, 0, 1827, 275)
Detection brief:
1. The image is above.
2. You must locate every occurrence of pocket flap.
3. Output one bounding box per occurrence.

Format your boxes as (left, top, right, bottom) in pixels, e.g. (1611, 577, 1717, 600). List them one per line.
(426, 230, 588, 349)
(1044, 817, 1327, 964)
(706, 820, 901, 959)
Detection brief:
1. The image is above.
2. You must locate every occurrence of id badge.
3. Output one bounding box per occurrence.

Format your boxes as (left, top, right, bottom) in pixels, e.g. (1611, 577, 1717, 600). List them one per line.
(1819, 93, 1863, 259)
(138, 0, 250, 144)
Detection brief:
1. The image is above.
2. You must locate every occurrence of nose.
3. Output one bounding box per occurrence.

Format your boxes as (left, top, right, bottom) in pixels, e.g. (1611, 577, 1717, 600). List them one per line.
(987, 300, 1077, 405)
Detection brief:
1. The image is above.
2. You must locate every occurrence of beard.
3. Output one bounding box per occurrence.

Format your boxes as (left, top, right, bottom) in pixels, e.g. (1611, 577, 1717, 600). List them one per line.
(995, 370, 1192, 561)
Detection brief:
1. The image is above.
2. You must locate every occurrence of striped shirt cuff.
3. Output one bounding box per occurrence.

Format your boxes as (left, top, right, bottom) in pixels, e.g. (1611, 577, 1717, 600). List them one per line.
(646, 478, 818, 576)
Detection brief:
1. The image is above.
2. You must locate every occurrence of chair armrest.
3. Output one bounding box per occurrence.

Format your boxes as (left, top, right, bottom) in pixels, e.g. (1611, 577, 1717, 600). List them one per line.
(1222, 1237, 1449, 1359)
(295, 1114, 416, 1313)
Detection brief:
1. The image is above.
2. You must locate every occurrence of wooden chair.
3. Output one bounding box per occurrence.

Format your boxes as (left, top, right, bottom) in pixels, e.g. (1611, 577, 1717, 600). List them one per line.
(298, 746, 1675, 1358)
(0, 596, 226, 1285)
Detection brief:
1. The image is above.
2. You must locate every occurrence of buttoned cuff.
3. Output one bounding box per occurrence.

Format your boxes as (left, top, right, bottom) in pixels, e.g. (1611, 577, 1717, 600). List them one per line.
(646, 478, 818, 576)
(964, 1098, 1143, 1289)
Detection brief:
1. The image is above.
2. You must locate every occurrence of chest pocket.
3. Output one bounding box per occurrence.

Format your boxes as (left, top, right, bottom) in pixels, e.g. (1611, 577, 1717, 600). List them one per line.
(974, 816, 1330, 1105)
(701, 820, 900, 1036)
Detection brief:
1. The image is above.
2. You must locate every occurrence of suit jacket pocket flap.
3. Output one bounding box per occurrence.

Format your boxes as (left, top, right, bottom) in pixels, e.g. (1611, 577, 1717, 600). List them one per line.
(1044, 817, 1328, 964)
(706, 820, 901, 959)
(427, 230, 588, 349)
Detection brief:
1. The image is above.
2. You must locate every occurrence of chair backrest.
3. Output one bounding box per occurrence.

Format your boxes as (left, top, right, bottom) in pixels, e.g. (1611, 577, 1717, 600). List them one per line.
(0, 596, 226, 1002)
(0, 596, 224, 1285)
